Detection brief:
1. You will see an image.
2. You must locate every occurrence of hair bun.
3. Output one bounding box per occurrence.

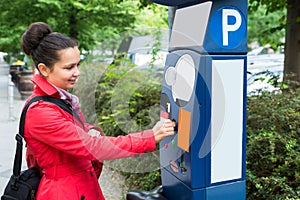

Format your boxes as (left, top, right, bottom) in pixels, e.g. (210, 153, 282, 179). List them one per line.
(21, 22, 53, 56)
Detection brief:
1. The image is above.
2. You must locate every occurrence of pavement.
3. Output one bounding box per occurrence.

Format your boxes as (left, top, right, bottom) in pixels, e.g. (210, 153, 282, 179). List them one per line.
(0, 61, 126, 200)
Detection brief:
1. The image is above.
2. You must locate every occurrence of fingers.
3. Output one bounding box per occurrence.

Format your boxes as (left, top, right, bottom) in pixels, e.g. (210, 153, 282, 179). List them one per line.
(88, 129, 101, 137)
(162, 119, 175, 128)
(153, 119, 175, 143)
(90, 126, 105, 136)
(161, 119, 175, 135)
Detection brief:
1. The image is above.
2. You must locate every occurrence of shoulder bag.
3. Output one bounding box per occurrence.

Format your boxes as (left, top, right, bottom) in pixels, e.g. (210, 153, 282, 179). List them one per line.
(1, 96, 81, 200)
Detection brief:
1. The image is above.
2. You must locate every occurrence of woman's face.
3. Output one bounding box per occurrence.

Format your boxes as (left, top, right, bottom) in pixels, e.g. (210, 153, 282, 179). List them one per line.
(47, 46, 81, 90)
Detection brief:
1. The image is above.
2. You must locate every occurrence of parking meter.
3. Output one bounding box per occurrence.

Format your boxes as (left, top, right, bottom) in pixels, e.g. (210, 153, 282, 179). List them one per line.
(154, 0, 248, 199)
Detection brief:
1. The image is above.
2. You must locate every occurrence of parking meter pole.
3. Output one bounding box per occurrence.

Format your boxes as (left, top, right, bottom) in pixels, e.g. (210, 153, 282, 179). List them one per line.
(8, 75, 15, 120)
(152, 0, 248, 199)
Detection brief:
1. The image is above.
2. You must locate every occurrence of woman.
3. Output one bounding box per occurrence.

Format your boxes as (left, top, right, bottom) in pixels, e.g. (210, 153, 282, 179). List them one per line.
(21, 22, 174, 200)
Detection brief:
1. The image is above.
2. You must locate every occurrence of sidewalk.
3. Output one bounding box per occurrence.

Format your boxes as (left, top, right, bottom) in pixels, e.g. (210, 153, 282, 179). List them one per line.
(0, 62, 26, 194)
(0, 62, 126, 199)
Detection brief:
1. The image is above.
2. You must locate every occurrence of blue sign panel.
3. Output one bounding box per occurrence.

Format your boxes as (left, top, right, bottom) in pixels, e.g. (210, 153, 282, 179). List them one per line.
(209, 6, 247, 49)
(164, 0, 248, 54)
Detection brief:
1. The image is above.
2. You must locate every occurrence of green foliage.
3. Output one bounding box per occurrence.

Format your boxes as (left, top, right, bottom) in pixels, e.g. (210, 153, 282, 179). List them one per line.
(124, 170, 161, 191)
(91, 55, 162, 192)
(0, 0, 137, 56)
(104, 152, 162, 191)
(248, 0, 286, 13)
(248, 0, 300, 90)
(73, 58, 108, 124)
(247, 91, 300, 199)
(134, 4, 168, 32)
(248, 4, 286, 49)
(94, 55, 161, 136)
(98, 3, 168, 58)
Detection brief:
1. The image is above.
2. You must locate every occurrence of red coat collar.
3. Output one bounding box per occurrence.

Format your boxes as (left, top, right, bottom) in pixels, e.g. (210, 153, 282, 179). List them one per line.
(31, 74, 60, 98)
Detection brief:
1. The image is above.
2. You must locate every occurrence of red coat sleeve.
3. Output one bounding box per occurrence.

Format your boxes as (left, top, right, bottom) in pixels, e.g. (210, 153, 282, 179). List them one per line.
(26, 145, 40, 169)
(24, 102, 156, 161)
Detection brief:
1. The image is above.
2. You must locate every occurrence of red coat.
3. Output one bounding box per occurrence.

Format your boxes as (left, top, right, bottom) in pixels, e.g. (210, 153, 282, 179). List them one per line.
(24, 75, 156, 200)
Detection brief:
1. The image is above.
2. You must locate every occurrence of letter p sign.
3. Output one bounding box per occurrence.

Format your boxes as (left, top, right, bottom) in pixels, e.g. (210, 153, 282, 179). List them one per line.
(209, 6, 246, 50)
(222, 9, 242, 46)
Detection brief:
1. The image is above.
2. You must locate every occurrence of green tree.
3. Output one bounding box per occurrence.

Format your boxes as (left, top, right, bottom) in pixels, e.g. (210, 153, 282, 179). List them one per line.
(0, 0, 137, 59)
(248, 5, 286, 49)
(94, 3, 168, 58)
(249, 0, 300, 89)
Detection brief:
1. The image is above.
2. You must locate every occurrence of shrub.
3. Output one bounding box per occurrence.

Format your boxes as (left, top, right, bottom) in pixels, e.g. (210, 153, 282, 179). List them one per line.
(74, 60, 107, 124)
(94, 60, 162, 136)
(83, 57, 163, 191)
(247, 91, 300, 199)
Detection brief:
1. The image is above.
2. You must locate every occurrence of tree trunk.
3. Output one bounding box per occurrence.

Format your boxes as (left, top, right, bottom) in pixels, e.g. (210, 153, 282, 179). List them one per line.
(283, 0, 300, 89)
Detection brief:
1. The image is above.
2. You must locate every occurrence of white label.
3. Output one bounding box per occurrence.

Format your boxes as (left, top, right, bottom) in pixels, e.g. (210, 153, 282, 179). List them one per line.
(211, 59, 244, 183)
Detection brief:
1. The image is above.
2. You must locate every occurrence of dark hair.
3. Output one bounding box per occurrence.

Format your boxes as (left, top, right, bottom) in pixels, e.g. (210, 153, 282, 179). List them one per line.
(21, 22, 78, 69)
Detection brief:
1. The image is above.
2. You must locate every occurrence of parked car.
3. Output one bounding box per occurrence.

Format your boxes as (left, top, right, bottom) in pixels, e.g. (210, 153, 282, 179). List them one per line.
(247, 63, 283, 95)
(246, 45, 285, 95)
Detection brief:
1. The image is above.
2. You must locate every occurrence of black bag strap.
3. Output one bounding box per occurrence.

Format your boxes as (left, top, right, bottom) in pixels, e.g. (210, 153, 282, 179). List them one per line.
(13, 96, 84, 177)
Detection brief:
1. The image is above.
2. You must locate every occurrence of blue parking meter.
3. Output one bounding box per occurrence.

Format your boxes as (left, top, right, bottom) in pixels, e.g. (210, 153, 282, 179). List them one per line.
(155, 1, 248, 199)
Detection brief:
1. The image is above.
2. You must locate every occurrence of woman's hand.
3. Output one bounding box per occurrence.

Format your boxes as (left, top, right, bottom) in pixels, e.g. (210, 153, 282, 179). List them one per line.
(88, 126, 105, 137)
(152, 119, 175, 143)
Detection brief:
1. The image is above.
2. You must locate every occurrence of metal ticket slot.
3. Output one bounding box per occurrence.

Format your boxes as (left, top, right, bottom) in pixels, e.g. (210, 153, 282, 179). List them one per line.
(154, 0, 248, 199)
